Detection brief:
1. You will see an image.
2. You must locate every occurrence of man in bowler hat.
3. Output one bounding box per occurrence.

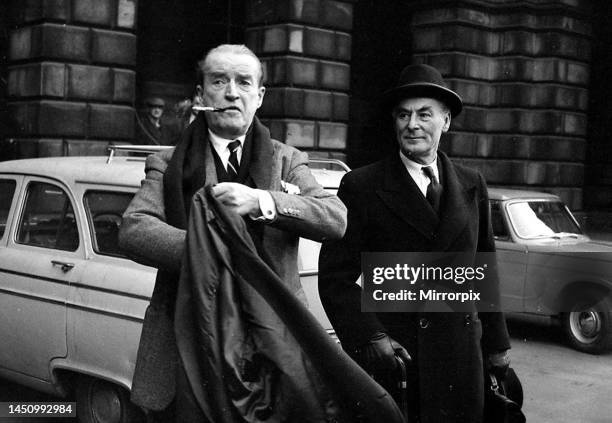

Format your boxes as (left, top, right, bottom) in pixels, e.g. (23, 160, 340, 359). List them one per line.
(135, 96, 179, 145)
(318, 63, 511, 422)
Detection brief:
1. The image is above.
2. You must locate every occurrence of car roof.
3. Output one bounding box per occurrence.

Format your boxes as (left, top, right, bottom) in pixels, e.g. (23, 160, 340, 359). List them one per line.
(488, 187, 560, 201)
(0, 155, 348, 190)
(310, 168, 345, 190)
(0, 156, 147, 188)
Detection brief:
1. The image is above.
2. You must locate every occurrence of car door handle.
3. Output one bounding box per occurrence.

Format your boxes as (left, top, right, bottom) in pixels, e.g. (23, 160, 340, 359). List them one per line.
(51, 260, 75, 272)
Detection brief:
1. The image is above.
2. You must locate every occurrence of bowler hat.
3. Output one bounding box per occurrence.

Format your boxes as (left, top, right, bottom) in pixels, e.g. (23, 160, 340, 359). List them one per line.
(382, 64, 463, 117)
(145, 96, 165, 108)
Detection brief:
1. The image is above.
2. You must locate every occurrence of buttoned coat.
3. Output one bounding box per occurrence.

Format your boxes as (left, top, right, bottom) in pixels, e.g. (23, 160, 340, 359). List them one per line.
(119, 131, 347, 410)
(318, 151, 510, 423)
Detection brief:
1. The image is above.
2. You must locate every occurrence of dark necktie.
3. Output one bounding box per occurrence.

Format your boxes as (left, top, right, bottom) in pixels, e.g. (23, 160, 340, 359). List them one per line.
(227, 140, 241, 181)
(422, 165, 441, 213)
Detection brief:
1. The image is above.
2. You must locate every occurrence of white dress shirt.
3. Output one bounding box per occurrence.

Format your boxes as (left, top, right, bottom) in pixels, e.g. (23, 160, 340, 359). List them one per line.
(208, 130, 245, 169)
(398, 151, 440, 197)
(208, 130, 276, 221)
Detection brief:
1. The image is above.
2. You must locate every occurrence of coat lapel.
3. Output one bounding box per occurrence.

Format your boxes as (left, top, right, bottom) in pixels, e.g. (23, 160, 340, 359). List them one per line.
(203, 136, 218, 185)
(247, 118, 274, 190)
(376, 155, 439, 240)
(432, 152, 476, 250)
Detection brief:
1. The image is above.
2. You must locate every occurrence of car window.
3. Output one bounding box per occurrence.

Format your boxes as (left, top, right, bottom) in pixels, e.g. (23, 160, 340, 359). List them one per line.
(490, 200, 509, 240)
(0, 179, 17, 239)
(17, 182, 79, 251)
(507, 201, 581, 239)
(84, 191, 134, 257)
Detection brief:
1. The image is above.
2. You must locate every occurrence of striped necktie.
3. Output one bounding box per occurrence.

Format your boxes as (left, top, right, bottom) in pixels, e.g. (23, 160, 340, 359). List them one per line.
(227, 140, 241, 181)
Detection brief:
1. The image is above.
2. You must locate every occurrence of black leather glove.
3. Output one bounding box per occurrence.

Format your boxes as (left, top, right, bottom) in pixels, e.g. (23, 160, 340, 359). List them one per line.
(357, 332, 411, 373)
(487, 350, 510, 380)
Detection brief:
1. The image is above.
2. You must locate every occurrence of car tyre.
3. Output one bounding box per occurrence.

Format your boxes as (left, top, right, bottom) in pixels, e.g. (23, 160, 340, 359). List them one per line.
(562, 295, 612, 354)
(76, 376, 144, 423)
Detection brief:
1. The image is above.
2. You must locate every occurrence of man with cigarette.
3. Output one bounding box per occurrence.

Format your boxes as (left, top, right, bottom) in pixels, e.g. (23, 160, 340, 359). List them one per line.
(119, 44, 346, 421)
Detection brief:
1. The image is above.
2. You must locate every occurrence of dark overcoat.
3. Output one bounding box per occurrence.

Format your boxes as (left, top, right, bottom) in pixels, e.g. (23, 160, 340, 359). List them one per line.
(172, 187, 404, 422)
(318, 151, 511, 423)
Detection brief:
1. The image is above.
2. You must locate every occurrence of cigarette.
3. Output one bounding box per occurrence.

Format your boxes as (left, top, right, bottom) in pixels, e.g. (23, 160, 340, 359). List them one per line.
(192, 106, 217, 112)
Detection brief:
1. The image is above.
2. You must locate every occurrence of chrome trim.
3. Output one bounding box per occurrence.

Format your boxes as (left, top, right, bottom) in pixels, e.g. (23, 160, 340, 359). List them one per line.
(106, 145, 173, 163)
(308, 158, 351, 172)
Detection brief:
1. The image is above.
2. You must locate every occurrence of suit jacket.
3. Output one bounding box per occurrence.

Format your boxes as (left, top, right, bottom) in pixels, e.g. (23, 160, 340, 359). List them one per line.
(119, 133, 347, 410)
(318, 151, 510, 423)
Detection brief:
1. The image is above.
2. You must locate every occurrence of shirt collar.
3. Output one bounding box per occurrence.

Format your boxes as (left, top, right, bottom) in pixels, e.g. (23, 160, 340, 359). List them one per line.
(208, 129, 246, 151)
(399, 151, 439, 181)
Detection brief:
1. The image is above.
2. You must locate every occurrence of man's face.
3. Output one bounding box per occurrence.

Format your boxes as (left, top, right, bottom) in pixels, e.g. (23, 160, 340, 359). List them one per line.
(147, 105, 163, 120)
(393, 97, 451, 165)
(200, 52, 265, 139)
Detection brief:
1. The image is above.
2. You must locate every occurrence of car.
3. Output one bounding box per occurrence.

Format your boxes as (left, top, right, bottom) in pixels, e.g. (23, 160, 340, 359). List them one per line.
(0, 146, 347, 423)
(490, 188, 612, 354)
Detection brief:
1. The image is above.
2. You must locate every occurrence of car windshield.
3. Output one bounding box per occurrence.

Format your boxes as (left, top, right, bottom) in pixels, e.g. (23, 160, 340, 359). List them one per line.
(506, 200, 582, 239)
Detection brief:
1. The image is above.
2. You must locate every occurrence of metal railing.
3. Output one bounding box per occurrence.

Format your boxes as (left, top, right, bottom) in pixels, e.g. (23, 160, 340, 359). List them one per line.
(106, 145, 173, 163)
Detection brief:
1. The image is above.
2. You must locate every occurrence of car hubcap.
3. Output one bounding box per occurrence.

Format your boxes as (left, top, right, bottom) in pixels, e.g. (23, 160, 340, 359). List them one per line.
(90, 381, 122, 423)
(569, 309, 601, 344)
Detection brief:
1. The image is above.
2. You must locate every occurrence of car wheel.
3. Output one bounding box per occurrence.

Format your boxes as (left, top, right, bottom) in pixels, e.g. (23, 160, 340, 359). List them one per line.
(76, 376, 144, 423)
(562, 296, 612, 354)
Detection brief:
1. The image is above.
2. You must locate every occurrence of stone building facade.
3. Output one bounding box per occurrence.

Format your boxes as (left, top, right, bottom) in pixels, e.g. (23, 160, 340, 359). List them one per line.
(1, 0, 611, 214)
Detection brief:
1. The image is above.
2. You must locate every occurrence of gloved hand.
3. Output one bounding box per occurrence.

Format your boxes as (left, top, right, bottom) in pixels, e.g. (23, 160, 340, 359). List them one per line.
(487, 349, 510, 380)
(357, 332, 411, 373)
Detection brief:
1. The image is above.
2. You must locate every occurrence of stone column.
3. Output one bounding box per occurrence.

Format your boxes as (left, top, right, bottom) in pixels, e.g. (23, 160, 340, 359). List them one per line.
(411, 0, 592, 209)
(245, 0, 355, 162)
(7, 0, 138, 158)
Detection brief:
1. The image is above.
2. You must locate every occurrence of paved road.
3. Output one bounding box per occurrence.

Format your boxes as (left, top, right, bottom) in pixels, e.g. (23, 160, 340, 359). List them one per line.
(507, 319, 612, 423)
(1, 320, 612, 422)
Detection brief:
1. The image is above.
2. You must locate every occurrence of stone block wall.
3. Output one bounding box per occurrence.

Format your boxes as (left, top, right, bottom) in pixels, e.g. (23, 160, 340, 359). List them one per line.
(6, 0, 138, 158)
(246, 0, 355, 161)
(411, 0, 592, 209)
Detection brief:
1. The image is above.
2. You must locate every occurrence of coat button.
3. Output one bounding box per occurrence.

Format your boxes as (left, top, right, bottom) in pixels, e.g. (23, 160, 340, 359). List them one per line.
(419, 318, 429, 329)
(465, 313, 472, 325)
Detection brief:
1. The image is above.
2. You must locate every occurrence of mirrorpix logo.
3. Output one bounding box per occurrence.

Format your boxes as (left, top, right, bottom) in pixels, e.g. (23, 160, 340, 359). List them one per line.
(361, 252, 500, 312)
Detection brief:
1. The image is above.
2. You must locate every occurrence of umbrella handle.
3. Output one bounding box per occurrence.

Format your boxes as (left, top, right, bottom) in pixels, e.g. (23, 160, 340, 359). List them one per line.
(395, 355, 411, 423)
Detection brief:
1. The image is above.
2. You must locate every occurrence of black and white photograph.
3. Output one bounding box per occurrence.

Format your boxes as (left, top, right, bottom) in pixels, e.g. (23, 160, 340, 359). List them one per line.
(0, 0, 611, 422)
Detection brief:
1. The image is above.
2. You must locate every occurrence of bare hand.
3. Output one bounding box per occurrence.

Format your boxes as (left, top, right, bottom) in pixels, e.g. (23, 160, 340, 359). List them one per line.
(211, 182, 260, 216)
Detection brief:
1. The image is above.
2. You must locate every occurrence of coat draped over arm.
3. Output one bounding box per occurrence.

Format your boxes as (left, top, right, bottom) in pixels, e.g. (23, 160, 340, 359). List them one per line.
(174, 186, 406, 423)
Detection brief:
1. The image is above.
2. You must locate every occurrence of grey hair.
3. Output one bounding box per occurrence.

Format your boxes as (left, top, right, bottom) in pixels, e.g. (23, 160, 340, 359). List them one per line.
(198, 44, 264, 86)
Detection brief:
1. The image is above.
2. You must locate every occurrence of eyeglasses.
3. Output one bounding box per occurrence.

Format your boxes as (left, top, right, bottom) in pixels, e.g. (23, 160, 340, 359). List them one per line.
(148, 105, 164, 109)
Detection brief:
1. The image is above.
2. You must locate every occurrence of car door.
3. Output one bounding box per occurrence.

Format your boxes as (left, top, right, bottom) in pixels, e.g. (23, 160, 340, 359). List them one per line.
(0, 177, 85, 381)
(65, 187, 154, 388)
(491, 200, 528, 312)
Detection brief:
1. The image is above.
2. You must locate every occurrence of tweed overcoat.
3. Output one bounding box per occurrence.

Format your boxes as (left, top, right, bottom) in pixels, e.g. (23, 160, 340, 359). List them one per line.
(318, 151, 511, 423)
(119, 129, 347, 410)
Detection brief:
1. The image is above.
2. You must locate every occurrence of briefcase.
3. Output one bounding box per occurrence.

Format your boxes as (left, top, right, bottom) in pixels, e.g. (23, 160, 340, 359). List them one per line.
(483, 367, 526, 423)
